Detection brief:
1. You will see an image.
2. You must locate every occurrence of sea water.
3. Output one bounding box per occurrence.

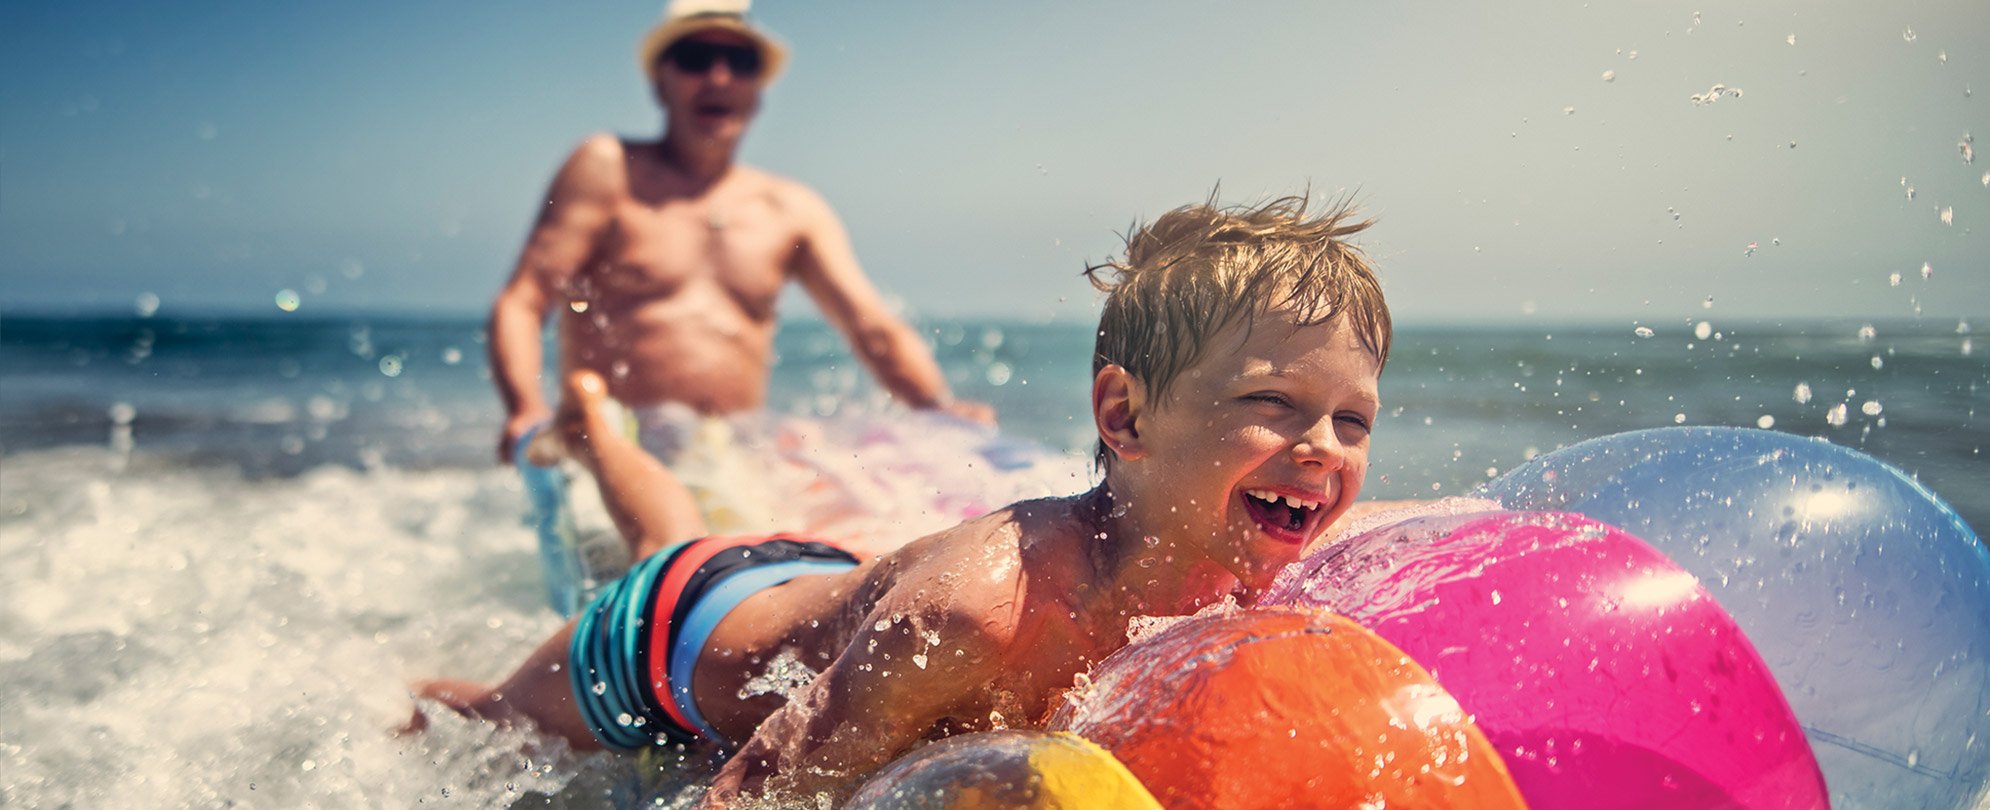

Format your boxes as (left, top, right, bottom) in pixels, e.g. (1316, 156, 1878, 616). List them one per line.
(1, 313, 1984, 808)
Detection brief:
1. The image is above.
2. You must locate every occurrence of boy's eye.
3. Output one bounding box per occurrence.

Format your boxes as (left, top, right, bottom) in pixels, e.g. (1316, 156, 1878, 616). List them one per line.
(1337, 413, 1374, 432)
(1243, 392, 1291, 407)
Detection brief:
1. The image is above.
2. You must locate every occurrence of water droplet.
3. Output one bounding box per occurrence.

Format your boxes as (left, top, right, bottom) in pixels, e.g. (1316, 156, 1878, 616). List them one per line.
(1757, 414, 1775, 429)
(134, 293, 160, 317)
(569, 299, 590, 313)
(1890, 272, 1902, 287)
(592, 682, 607, 695)
(1862, 400, 1883, 416)
(1922, 262, 1933, 280)
(1491, 590, 1503, 605)
(379, 355, 404, 377)
(1694, 321, 1713, 340)
(1564, 106, 1576, 115)
(912, 654, 928, 670)
(1903, 28, 1917, 42)
(441, 347, 463, 365)
(1870, 355, 1884, 370)
(1857, 324, 1877, 342)
(1674, 413, 1687, 424)
(1634, 326, 1655, 338)
(274, 289, 301, 312)
(1702, 296, 1714, 309)
(1961, 134, 1975, 165)
(1601, 70, 1616, 82)
(1787, 33, 1796, 45)
(1941, 207, 1954, 226)
(1826, 403, 1849, 427)
(1908, 748, 1921, 768)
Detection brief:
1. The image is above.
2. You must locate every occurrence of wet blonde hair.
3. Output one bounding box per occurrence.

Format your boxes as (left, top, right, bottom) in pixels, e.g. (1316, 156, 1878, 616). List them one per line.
(1086, 193, 1391, 470)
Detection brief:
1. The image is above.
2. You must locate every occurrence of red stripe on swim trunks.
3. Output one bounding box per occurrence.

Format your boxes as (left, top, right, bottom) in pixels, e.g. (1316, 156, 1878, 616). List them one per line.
(645, 534, 796, 737)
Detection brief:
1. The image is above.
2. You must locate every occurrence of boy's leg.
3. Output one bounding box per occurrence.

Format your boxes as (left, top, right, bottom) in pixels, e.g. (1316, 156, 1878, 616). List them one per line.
(410, 620, 602, 750)
(554, 371, 708, 559)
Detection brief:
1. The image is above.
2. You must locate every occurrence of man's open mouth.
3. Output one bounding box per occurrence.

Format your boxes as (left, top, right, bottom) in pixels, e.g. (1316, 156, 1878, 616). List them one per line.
(1243, 489, 1322, 535)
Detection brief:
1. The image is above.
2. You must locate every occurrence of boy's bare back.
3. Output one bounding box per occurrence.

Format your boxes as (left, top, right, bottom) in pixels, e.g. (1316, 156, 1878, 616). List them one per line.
(707, 495, 1126, 798)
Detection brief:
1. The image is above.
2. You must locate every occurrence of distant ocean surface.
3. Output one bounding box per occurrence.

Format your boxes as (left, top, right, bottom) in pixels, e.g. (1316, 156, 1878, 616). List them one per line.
(2, 312, 1985, 808)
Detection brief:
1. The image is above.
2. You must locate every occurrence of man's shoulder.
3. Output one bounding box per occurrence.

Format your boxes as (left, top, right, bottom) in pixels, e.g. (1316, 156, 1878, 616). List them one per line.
(552, 134, 633, 194)
(564, 133, 632, 167)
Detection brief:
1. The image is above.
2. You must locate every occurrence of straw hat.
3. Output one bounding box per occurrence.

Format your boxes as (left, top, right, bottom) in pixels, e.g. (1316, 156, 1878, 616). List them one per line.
(636, 0, 789, 82)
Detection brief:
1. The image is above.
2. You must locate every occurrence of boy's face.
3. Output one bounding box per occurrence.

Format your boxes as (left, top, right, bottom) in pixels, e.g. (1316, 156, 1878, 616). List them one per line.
(1111, 309, 1381, 590)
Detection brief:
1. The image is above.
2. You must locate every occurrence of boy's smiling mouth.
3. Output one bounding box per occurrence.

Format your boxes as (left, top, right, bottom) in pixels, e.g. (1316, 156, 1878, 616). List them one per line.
(1242, 488, 1325, 541)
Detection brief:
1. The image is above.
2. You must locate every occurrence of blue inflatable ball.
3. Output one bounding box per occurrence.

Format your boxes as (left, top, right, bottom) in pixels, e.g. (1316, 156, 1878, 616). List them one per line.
(1479, 427, 1990, 810)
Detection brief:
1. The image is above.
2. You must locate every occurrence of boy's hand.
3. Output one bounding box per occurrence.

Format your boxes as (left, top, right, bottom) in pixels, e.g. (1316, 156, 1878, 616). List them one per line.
(701, 596, 1008, 807)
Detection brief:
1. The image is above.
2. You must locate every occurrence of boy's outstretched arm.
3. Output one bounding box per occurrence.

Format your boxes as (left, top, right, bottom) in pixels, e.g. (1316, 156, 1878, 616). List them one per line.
(701, 596, 1010, 808)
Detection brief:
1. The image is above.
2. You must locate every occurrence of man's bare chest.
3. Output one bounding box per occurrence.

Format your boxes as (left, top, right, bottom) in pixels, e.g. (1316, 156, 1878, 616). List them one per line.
(587, 205, 796, 301)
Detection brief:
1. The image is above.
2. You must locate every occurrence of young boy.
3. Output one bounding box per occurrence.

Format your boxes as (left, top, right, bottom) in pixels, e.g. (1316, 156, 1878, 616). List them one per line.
(414, 195, 1394, 807)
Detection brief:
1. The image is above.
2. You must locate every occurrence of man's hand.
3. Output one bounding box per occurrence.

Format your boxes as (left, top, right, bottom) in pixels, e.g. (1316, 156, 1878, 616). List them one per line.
(499, 407, 554, 464)
(937, 398, 998, 428)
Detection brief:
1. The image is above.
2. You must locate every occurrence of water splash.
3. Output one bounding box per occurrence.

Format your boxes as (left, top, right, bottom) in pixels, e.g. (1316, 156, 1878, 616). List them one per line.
(1689, 84, 1743, 105)
(1826, 403, 1850, 427)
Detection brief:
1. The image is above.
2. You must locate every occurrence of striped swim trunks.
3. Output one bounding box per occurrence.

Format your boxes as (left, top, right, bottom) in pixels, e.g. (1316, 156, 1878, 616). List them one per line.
(566, 534, 858, 750)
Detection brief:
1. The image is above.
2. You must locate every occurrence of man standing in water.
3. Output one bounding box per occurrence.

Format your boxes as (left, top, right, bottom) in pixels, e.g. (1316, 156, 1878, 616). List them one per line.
(489, 1, 985, 472)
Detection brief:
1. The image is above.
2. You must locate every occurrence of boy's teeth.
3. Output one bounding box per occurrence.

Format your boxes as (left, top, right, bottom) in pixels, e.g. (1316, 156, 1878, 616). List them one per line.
(1247, 490, 1320, 512)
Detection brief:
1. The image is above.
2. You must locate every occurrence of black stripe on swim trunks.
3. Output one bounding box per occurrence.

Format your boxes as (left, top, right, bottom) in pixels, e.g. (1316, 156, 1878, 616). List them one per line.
(660, 536, 859, 663)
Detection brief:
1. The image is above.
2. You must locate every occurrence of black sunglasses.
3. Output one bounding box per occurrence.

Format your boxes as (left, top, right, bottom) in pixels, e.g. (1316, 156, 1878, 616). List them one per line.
(661, 41, 763, 78)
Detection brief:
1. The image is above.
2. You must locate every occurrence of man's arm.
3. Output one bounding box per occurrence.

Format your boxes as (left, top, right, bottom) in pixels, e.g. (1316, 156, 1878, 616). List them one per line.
(489, 136, 619, 462)
(786, 186, 994, 425)
(702, 595, 1008, 807)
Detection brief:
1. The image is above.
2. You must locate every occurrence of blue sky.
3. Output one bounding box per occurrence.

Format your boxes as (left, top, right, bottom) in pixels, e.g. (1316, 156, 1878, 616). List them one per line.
(4, 0, 1986, 325)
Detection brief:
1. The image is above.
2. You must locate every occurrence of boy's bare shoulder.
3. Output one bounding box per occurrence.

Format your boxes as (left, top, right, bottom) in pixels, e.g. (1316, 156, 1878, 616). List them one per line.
(874, 497, 1096, 642)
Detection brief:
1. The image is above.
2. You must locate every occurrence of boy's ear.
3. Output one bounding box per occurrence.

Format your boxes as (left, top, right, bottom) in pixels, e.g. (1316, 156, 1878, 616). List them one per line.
(1092, 364, 1147, 462)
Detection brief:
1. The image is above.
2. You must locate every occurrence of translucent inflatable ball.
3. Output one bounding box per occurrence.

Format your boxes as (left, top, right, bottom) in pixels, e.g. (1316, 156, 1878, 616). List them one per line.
(844, 730, 1159, 810)
(1479, 427, 1990, 810)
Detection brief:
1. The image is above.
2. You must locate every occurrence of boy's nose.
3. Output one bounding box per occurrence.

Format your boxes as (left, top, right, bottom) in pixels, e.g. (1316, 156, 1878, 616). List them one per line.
(1290, 419, 1346, 469)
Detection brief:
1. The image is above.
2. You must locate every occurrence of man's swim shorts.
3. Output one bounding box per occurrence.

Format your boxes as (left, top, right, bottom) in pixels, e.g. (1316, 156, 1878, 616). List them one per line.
(567, 534, 858, 750)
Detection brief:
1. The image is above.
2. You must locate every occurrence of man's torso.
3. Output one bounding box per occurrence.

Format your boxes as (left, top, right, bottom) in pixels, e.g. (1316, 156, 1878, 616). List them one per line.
(558, 139, 811, 414)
